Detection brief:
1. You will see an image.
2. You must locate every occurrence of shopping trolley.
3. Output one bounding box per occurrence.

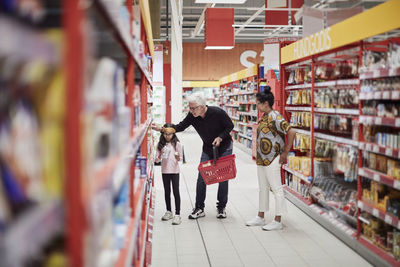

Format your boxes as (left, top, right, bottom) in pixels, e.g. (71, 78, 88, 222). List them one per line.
(198, 146, 237, 185)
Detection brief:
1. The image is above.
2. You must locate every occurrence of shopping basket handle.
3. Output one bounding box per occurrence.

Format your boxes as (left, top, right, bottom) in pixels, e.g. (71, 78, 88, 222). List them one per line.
(212, 145, 218, 165)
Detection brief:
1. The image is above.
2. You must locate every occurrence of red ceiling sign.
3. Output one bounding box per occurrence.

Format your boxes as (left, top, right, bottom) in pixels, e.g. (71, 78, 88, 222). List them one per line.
(205, 8, 234, 49)
(265, 0, 304, 26)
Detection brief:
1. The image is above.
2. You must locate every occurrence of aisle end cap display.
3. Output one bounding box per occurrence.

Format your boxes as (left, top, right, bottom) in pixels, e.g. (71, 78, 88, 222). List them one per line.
(281, 0, 400, 64)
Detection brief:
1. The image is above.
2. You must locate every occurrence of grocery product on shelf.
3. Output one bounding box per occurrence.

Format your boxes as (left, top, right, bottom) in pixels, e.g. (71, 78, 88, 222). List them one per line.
(219, 66, 259, 155)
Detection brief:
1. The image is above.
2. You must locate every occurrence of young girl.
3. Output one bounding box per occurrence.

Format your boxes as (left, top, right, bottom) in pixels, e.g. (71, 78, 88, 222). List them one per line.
(155, 123, 182, 225)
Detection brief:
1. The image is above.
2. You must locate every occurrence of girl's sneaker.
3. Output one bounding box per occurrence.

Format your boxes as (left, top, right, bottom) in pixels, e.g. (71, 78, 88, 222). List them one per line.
(162, 211, 173, 221)
(172, 215, 181, 225)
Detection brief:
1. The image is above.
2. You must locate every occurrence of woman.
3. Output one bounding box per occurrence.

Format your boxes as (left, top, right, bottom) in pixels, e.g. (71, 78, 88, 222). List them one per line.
(246, 86, 296, 230)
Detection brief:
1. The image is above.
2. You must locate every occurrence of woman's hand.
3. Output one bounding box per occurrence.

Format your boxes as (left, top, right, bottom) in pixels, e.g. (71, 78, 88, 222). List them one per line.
(174, 151, 180, 160)
(212, 137, 222, 147)
(279, 151, 288, 164)
(151, 123, 162, 132)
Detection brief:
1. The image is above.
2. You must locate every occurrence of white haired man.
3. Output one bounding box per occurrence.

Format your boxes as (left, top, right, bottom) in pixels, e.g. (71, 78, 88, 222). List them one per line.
(152, 94, 234, 219)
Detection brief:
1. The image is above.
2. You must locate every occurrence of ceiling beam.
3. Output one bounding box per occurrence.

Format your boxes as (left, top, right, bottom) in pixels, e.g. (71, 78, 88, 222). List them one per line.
(192, 3, 215, 38)
(235, 4, 265, 35)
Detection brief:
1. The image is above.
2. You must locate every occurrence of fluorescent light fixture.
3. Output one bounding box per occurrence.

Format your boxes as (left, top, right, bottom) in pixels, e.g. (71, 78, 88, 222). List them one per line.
(195, 0, 247, 3)
(204, 46, 234, 50)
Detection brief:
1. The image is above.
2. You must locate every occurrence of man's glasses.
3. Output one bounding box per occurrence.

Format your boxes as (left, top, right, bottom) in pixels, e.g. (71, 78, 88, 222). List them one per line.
(189, 105, 200, 111)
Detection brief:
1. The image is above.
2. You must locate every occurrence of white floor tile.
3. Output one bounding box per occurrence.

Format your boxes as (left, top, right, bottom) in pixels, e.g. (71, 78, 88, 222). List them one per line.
(151, 131, 372, 267)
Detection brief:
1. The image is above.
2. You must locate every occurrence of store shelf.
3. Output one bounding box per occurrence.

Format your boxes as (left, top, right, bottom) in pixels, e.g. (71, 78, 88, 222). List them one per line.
(239, 90, 257, 95)
(282, 165, 312, 183)
(237, 122, 254, 127)
(359, 115, 400, 128)
(314, 108, 359, 115)
(88, 119, 151, 200)
(285, 79, 359, 90)
(359, 237, 399, 267)
(360, 90, 400, 100)
(239, 101, 256, 105)
(238, 111, 258, 117)
(359, 167, 400, 190)
(315, 79, 359, 87)
(285, 185, 391, 266)
(314, 132, 359, 147)
(115, 178, 149, 267)
(359, 67, 400, 80)
(226, 104, 240, 107)
(1, 201, 63, 267)
(283, 185, 312, 205)
(359, 142, 400, 159)
(226, 93, 239, 97)
(358, 200, 400, 230)
(285, 83, 312, 90)
(285, 106, 312, 112)
(238, 133, 252, 140)
(95, 0, 153, 85)
(293, 128, 311, 136)
(233, 140, 253, 157)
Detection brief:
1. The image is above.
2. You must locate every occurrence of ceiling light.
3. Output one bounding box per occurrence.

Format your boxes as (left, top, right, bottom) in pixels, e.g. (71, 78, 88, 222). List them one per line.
(204, 46, 234, 49)
(195, 0, 247, 3)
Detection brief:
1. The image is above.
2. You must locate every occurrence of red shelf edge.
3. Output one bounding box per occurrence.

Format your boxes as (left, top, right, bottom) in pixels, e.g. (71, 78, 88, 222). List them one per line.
(359, 237, 400, 266)
(283, 185, 312, 205)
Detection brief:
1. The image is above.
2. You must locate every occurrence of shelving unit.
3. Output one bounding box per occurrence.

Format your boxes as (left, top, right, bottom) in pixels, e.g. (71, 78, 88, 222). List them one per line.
(64, 0, 156, 266)
(279, 1, 400, 266)
(218, 65, 260, 159)
(0, 1, 159, 267)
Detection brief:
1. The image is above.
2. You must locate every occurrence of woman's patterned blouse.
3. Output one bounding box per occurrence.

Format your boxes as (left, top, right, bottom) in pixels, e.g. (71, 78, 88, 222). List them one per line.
(256, 110, 291, 166)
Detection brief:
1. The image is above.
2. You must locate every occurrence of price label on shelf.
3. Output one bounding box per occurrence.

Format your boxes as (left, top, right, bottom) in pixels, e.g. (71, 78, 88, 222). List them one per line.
(366, 143, 372, 151)
(374, 92, 381, 99)
(386, 148, 393, 157)
(373, 174, 380, 182)
(372, 208, 380, 217)
(396, 118, 400, 128)
(373, 145, 380, 153)
(385, 215, 393, 225)
(390, 68, 396, 76)
(373, 70, 381, 77)
(383, 91, 390, 99)
(367, 117, 373, 124)
(393, 91, 400, 99)
(394, 180, 400, 190)
(358, 201, 364, 209)
(375, 117, 382, 125)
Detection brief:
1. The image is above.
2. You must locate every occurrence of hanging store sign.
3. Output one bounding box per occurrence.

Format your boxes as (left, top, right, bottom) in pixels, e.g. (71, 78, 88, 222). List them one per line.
(281, 0, 400, 64)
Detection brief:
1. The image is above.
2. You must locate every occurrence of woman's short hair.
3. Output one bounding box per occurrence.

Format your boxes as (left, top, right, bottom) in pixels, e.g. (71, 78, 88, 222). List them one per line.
(187, 93, 206, 106)
(256, 86, 274, 107)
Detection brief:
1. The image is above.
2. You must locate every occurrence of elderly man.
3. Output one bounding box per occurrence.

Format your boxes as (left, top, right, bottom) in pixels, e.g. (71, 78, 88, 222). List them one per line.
(152, 94, 234, 219)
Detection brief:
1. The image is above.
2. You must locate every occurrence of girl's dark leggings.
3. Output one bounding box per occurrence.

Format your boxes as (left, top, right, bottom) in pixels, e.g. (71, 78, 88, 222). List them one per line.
(162, 173, 180, 215)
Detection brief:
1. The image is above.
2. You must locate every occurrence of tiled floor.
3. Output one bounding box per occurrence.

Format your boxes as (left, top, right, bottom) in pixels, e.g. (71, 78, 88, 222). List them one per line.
(151, 131, 371, 267)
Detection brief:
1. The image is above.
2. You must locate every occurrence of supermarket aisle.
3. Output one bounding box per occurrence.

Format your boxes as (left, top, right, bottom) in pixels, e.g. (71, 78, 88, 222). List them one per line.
(151, 131, 371, 267)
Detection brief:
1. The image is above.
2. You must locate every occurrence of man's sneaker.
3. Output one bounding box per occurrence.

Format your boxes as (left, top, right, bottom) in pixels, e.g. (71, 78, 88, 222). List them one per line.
(216, 208, 227, 219)
(262, 220, 283, 231)
(246, 216, 265, 226)
(188, 208, 205, 219)
(172, 215, 182, 225)
(161, 211, 173, 221)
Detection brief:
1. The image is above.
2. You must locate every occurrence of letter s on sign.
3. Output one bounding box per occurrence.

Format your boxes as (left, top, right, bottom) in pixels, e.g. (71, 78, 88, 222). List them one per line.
(240, 50, 257, 68)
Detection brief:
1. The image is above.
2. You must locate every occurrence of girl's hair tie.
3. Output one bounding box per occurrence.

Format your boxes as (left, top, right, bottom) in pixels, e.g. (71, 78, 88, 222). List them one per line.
(162, 127, 176, 134)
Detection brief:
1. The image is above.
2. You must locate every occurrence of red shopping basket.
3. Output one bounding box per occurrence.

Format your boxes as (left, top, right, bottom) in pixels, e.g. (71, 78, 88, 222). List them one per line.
(198, 147, 236, 185)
